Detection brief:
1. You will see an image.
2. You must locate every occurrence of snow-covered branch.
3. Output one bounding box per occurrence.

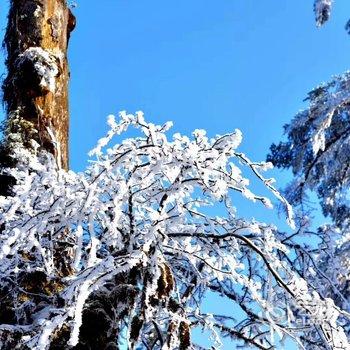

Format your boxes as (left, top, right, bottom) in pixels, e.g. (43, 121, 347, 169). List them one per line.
(0, 112, 348, 349)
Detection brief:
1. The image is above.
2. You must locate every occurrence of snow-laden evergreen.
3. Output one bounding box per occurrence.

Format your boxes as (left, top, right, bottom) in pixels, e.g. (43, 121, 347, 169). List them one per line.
(268, 72, 350, 229)
(314, 0, 333, 26)
(268, 70, 350, 349)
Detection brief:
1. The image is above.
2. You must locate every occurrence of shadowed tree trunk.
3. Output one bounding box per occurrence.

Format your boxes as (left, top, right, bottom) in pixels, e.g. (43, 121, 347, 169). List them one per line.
(0, 2, 127, 349)
(0, 1, 75, 347)
(0, 0, 75, 193)
(0, 2, 173, 350)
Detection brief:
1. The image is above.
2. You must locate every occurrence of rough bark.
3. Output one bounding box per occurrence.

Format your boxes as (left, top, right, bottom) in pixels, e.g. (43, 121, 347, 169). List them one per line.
(0, 2, 164, 349)
(0, 1, 75, 347)
(1, 0, 75, 175)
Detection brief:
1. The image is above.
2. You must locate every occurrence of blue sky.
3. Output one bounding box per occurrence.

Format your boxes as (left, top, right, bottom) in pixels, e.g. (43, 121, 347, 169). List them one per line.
(1, 1, 350, 173)
(66, 0, 350, 170)
(0, 1, 350, 348)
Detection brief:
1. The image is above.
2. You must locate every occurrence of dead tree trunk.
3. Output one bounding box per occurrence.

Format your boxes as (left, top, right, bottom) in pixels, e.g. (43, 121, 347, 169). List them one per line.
(1, 0, 75, 183)
(0, 3, 177, 349)
(0, 1, 75, 347)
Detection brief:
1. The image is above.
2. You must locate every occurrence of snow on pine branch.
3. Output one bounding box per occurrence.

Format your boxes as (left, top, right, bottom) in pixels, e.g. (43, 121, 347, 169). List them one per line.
(314, 0, 350, 36)
(0, 111, 349, 349)
(268, 71, 350, 230)
(314, 0, 333, 27)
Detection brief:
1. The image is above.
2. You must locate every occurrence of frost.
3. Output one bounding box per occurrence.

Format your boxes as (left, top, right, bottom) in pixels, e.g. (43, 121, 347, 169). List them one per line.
(0, 112, 348, 349)
(34, 5, 42, 18)
(314, 0, 333, 27)
(17, 47, 60, 93)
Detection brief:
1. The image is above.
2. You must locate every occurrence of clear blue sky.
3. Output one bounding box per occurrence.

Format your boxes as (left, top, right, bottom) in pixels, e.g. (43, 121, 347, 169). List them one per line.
(66, 0, 350, 171)
(0, 1, 349, 348)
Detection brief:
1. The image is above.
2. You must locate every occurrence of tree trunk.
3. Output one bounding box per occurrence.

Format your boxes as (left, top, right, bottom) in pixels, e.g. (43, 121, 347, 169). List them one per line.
(0, 2, 129, 349)
(0, 1, 75, 346)
(1, 0, 75, 177)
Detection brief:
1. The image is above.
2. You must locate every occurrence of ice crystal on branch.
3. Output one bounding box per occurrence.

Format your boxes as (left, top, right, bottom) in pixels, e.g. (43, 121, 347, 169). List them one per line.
(0, 112, 348, 349)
